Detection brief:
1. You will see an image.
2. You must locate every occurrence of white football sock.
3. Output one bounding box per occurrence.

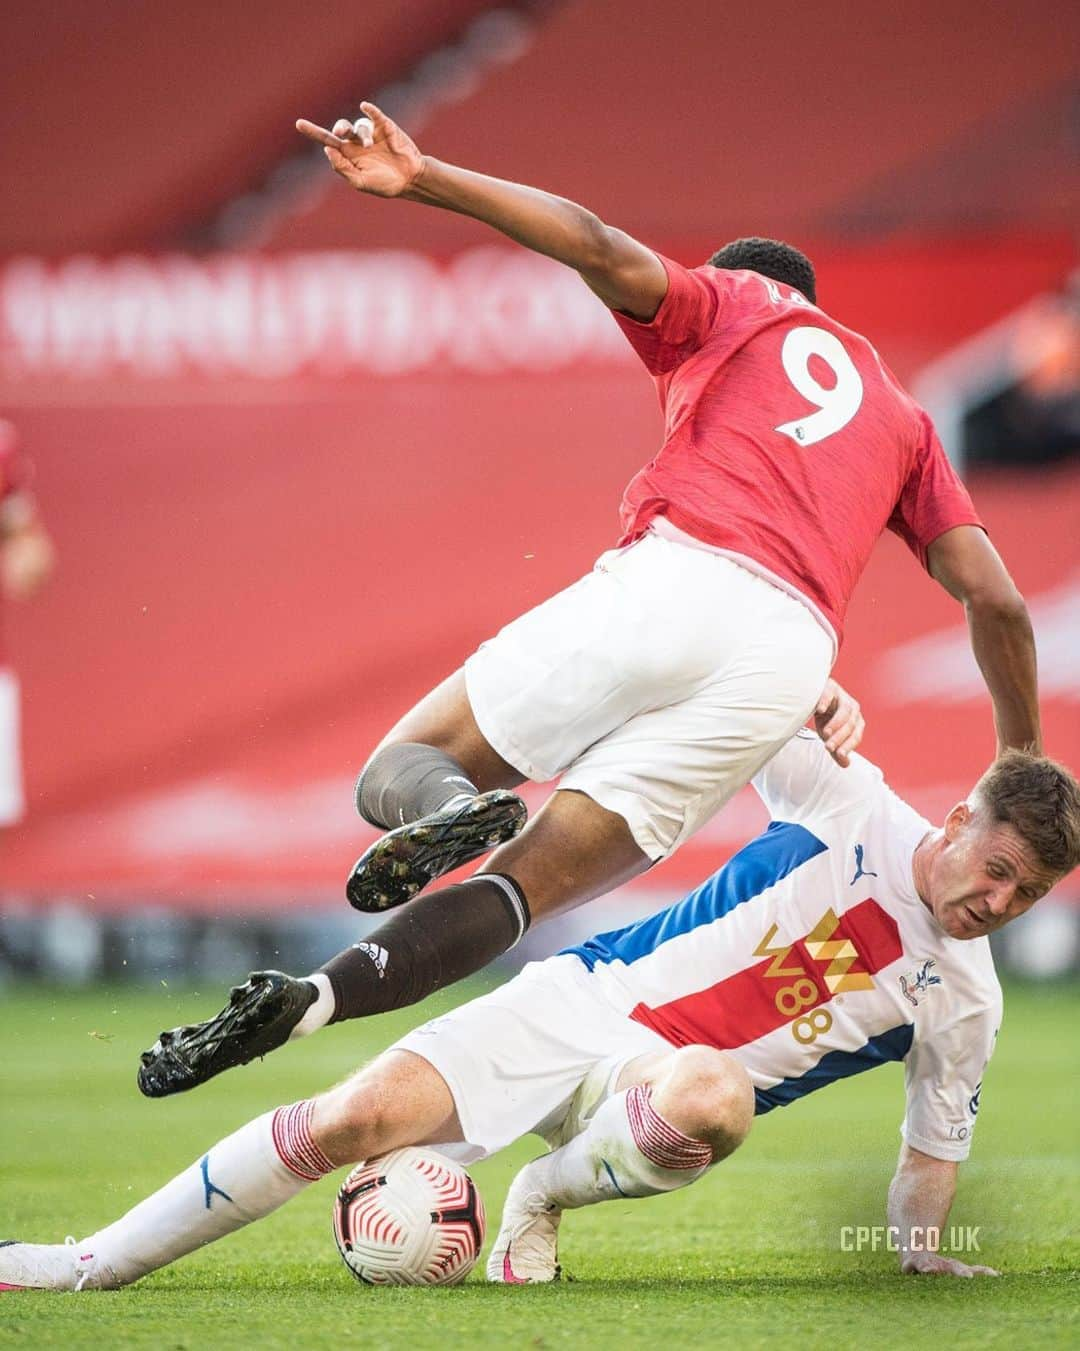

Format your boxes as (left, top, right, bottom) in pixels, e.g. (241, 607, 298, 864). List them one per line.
(80, 1099, 337, 1286)
(289, 972, 336, 1039)
(535, 1085, 713, 1208)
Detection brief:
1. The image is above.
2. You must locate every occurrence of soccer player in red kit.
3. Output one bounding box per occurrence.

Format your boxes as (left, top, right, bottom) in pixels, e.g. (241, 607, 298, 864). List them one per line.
(0, 420, 55, 827)
(138, 105, 1041, 1096)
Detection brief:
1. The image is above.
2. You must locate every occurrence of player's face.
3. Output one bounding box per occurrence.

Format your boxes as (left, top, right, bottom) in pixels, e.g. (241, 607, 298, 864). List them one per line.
(925, 806, 1059, 940)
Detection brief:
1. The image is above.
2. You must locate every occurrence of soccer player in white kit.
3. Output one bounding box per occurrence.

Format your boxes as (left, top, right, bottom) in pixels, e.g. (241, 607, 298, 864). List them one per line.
(5, 738, 1076, 1291)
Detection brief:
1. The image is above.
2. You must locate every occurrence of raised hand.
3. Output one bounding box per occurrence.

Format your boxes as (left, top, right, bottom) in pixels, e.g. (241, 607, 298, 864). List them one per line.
(296, 102, 425, 198)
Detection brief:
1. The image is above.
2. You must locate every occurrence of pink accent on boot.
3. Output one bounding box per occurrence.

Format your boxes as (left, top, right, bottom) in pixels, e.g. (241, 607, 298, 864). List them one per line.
(626, 1084, 713, 1170)
(501, 1250, 530, 1284)
(271, 1100, 336, 1181)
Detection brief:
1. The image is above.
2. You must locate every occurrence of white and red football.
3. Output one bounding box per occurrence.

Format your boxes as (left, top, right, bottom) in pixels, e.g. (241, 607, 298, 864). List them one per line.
(332, 1147, 486, 1286)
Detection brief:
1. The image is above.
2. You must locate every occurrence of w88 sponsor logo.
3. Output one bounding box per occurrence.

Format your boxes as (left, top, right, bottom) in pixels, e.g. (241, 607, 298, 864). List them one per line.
(629, 899, 902, 1054)
(753, 901, 901, 1045)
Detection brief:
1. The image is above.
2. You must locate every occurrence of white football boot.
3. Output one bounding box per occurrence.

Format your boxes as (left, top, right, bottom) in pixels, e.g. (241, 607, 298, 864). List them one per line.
(486, 1162, 562, 1284)
(0, 1237, 120, 1292)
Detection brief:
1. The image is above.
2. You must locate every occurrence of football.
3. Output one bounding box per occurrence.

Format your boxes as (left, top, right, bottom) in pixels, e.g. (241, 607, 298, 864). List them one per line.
(332, 1147, 486, 1286)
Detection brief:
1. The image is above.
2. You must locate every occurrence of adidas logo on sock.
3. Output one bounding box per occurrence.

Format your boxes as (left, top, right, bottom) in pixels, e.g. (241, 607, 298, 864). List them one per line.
(353, 942, 389, 977)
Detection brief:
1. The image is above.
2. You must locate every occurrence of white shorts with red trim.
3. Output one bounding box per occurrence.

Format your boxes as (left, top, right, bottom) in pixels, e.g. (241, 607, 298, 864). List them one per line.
(0, 668, 24, 826)
(393, 954, 668, 1163)
(464, 530, 833, 860)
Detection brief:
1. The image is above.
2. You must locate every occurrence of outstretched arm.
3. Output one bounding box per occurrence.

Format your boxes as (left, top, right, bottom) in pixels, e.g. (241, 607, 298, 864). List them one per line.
(926, 525, 1040, 755)
(296, 105, 668, 320)
(887, 1145, 998, 1277)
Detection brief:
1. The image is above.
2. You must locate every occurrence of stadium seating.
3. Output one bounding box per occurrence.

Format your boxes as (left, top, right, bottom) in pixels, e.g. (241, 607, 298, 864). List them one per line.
(0, 0, 503, 254)
(3, 1, 1077, 255)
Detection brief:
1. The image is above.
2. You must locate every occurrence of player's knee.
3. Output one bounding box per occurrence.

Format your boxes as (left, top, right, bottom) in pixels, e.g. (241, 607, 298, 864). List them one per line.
(355, 741, 479, 827)
(311, 1069, 400, 1165)
(660, 1046, 755, 1159)
(354, 745, 400, 827)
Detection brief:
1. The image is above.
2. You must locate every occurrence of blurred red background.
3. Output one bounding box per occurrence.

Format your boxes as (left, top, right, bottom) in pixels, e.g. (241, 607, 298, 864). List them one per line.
(1, 0, 1076, 907)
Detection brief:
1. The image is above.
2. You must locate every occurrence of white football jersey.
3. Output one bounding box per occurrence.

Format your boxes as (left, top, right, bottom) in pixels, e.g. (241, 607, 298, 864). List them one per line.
(565, 732, 1001, 1161)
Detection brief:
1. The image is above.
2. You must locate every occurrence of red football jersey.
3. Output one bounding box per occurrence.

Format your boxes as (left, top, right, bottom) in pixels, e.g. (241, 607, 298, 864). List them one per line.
(613, 257, 983, 645)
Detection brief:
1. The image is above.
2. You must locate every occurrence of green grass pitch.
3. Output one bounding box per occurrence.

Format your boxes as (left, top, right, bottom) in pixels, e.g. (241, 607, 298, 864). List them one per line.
(1, 977, 1077, 1349)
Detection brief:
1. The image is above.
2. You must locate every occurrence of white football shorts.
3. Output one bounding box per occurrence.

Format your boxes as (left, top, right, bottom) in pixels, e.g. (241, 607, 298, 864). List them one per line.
(393, 954, 669, 1162)
(0, 668, 24, 826)
(464, 529, 833, 859)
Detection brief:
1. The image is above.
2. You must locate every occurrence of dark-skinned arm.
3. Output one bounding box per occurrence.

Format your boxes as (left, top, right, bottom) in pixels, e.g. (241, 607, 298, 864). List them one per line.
(296, 104, 668, 321)
(405, 159, 667, 317)
(926, 525, 1041, 755)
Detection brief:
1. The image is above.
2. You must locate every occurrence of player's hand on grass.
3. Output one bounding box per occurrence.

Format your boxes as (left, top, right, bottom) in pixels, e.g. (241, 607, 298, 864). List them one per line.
(813, 678, 864, 768)
(296, 103, 425, 198)
(901, 1251, 1000, 1278)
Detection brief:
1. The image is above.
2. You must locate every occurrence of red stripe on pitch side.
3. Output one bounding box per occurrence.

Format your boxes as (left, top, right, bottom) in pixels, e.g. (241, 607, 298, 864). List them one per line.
(630, 898, 902, 1050)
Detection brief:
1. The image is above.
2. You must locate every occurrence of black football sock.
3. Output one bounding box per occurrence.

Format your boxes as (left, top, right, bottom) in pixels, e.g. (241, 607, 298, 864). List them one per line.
(355, 742, 478, 829)
(317, 874, 530, 1021)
